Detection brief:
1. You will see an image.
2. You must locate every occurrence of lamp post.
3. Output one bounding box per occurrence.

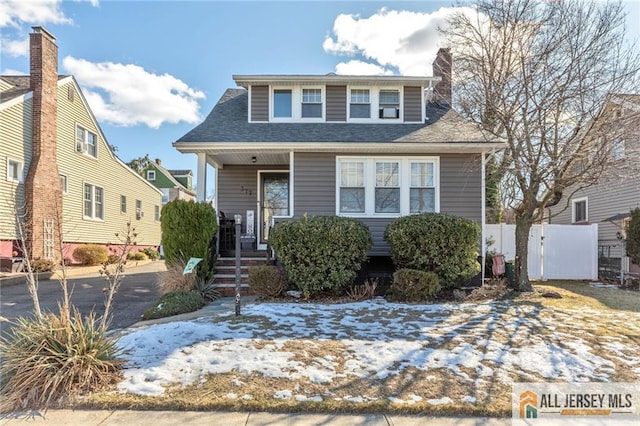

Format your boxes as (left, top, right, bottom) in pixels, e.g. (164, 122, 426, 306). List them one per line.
(234, 214, 242, 316)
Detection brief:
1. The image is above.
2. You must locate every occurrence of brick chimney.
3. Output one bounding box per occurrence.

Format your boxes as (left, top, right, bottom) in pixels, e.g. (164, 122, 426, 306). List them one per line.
(25, 27, 63, 260)
(432, 48, 452, 105)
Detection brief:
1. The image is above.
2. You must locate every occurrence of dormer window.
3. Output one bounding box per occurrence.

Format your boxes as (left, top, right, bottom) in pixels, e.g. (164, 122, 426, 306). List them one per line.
(301, 88, 322, 118)
(350, 89, 370, 118)
(273, 89, 292, 118)
(379, 90, 400, 119)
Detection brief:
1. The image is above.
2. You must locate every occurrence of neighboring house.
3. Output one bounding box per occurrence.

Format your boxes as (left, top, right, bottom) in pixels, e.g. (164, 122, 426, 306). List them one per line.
(144, 159, 196, 204)
(174, 49, 504, 257)
(549, 94, 640, 275)
(0, 27, 162, 263)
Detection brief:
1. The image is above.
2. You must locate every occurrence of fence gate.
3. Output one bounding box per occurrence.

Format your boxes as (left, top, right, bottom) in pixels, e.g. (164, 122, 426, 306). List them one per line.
(486, 224, 598, 280)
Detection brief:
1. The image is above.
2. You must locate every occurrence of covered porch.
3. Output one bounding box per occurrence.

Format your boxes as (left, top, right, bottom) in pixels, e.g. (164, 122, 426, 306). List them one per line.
(192, 149, 294, 255)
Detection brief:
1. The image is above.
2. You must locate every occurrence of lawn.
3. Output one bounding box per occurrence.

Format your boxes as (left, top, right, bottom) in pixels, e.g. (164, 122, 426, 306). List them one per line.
(83, 282, 640, 416)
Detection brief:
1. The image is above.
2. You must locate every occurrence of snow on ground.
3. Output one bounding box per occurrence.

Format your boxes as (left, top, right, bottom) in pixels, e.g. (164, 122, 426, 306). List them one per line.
(116, 298, 640, 398)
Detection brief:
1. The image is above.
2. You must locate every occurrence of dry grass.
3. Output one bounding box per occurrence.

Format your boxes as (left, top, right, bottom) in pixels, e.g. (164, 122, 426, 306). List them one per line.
(156, 258, 195, 295)
(75, 282, 640, 416)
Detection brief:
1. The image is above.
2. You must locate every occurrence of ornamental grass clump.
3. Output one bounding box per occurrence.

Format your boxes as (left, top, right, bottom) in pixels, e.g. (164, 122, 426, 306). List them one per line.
(0, 309, 123, 412)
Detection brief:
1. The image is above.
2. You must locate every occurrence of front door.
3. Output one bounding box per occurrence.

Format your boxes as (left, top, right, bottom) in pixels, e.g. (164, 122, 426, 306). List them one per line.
(258, 172, 289, 248)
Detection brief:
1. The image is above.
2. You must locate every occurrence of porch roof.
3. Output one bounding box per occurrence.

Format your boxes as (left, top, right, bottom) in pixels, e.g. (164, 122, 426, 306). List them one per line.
(174, 89, 504, 153)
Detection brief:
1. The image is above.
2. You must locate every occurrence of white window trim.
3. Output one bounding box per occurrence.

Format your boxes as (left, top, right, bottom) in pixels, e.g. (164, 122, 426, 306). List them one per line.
(147, 170, 156, 181)
(83, 182, 104, 221)
(571, 196, 588, 223)
(336, 156, 440, 218)
(59, 173, 68, 194)
(6, 157, 23, 183)
(378, 88, 402, 121)
(120, 195, 127, 214)
(75, 124, 98, 159)
(154, 205, 160, 222)
(300, 87, 324, 121)
(271, 86, 294, 121)
(347, 87, 372, 122)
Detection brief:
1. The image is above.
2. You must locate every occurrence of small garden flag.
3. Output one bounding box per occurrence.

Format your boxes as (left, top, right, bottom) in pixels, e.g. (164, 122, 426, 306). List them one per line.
(183, 257, 202, 275)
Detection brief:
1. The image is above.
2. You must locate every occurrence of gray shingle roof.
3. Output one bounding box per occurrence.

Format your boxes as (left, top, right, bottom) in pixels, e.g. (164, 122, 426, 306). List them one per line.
(176, 89, 499, 144)
(0, 75, 68, 103)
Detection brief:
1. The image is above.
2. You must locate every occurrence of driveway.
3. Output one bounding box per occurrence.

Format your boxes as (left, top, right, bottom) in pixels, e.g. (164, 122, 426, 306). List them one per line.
(0, 261, 165, 334)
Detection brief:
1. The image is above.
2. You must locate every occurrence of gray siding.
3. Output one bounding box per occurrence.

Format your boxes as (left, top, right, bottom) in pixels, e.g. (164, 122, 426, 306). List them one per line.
(218, 164, 288, 233)
(251, 85, 268, 122)
(291, 152, 483, 256)
(294, 153, 336, 216)
(549, 175, 640, 258)
(326, 85, 347, 122)
(403, 86, 422, 122)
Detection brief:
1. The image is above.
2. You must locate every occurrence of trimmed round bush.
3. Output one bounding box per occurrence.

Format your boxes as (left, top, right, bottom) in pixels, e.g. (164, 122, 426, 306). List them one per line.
(141, 248, 160, 260)
(160, 200, 217, 269)
(389, 268, 441, 302)
(269, 215, 372, 298)
(141, 290, 206, 320)
(384, 213, 481, 288)
(73, 244, 108, 265)
(127, 251, 148, 261)
(248, 265, 287, 298)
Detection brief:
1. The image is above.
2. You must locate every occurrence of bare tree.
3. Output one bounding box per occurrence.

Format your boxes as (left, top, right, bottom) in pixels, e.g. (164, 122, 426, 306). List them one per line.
(442, 0, 640, 290)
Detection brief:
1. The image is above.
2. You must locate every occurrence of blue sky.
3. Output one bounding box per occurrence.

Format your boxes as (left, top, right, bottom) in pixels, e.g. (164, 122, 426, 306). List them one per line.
(1, 0, 639, 190)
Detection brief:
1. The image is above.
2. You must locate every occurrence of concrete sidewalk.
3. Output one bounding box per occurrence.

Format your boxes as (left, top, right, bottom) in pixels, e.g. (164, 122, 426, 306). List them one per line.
(0, 410, 511, 425)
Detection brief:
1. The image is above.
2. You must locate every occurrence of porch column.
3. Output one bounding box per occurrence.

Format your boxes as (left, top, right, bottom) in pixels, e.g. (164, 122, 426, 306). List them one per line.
(196, 153, 207, 201)
(481, 151, 487, 282)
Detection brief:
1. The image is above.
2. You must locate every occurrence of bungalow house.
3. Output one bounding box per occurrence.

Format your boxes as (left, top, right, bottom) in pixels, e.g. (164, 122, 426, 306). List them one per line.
(173, 49, 503, 265)
(548, 94, 640, 278)
(0, 27, 162, 265)
(143, 159, 196, 204)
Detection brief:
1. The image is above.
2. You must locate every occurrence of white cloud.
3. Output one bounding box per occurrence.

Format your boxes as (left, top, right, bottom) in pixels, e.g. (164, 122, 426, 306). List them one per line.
(1, 68, 27, 76)
(335, 60, 393, 76)
(62, 56, 205, 129)
(0, 0, 70, 28)
(0, 0, 98, 57)
(324, 6, 474, 76)
(0, 37, 29, 57)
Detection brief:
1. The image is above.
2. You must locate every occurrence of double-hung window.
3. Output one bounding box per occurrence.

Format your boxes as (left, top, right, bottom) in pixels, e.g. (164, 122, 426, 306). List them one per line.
(76, 125, 97, 158)
(6, 158, 23, 182)
(350, 89, 370, 119)
(273, 89, 292, 118)
(337, 157, 439, 216)
(339, 161, 365, 213)
(147, 170, 156, 181)
(410, 162, 435, 213)
(83, 183, 104, 220)
(375, 162, 400, 213)
(301, 88, 322, 118)
(379, 90, 400, 119)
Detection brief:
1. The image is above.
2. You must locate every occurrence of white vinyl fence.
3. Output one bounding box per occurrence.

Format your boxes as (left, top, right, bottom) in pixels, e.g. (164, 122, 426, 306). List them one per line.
(486, 224, 598, 280)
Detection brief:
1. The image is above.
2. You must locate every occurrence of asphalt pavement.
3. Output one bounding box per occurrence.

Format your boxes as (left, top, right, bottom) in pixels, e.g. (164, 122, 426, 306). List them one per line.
(0, 261, 165, 334)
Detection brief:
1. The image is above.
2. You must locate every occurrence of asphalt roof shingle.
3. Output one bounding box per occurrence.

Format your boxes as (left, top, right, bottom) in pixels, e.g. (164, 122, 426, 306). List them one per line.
(176, 89, 499, 144)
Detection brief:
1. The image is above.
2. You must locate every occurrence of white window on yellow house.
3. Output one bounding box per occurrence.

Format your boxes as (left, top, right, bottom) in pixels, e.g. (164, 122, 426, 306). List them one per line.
(83, 183, 104, 220)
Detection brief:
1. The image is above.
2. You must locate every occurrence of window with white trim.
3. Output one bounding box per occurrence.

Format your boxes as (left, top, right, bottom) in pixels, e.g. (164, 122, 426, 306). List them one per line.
(339, 160, 365, 213)
(83, 183, 104, 220)
(410, 162, 435, 213)
(59, 174, 68, 194)
(6, 158, 23, 182)
(379, 89, 400, 119)
(273, 89, 292, 118)
(350, 89, 370, 118)
(572, 197, 588, 223)
(76, 125, 97, 158)
(337, 157, 439, 217)
(375, 162, 400, 213)
(161, 188, 170, 204)
(121, 195, 127, 213)
(301, 88, 322, 118)
(155, 205, 160, 221)
(147, 170, 156, 181)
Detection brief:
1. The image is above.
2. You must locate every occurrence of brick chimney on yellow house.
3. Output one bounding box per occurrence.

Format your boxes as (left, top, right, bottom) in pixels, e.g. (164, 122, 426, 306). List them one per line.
(24, 27, 63, 260)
